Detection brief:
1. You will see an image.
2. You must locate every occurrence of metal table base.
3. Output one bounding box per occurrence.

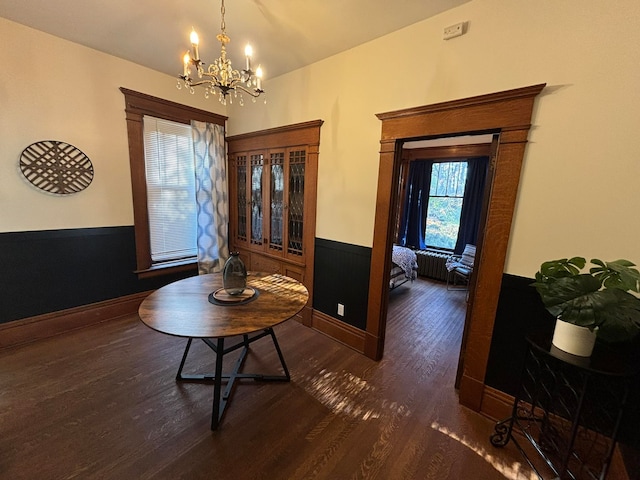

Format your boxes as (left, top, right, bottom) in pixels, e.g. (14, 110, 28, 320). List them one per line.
(176, 327, 290, 430)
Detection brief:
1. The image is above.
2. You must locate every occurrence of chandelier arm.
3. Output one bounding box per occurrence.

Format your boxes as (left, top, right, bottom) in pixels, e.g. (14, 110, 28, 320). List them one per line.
(233, 84, 264, 98)
(183, 77, 262, 98)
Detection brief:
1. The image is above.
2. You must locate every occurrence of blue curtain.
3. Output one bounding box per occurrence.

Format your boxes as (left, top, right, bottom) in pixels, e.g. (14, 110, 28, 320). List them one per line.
(454, 156, 489, 254)
(398, 161, 433, 249)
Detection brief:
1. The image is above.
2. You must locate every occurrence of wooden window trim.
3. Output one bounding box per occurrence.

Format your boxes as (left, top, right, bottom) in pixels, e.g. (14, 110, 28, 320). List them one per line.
(396, 144, 492, 244)
(120, 88, 227, 278)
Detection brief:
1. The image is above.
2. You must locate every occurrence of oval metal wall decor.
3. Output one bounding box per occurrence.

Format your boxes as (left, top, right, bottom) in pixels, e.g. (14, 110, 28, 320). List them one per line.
(20, 140, 94, 195)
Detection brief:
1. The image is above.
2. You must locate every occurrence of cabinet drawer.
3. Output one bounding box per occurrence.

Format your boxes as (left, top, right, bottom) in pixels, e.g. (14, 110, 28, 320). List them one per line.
(250, 254, 282, 274)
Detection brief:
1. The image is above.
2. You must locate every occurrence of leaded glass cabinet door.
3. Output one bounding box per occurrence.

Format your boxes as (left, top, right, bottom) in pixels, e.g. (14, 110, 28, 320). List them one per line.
(268, 151, 285, 254)
(285, 148, 306, 260)
(233, 154, 249, 249)
(250, 153, 265, 248)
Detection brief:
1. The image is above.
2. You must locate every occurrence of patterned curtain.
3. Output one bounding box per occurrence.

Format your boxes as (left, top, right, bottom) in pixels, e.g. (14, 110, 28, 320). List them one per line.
(192, 121, 229, 274)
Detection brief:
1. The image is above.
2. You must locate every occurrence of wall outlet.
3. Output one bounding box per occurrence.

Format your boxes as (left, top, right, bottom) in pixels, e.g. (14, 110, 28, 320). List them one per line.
(337, 303, 345, 316)
(443, 22, 465, 40)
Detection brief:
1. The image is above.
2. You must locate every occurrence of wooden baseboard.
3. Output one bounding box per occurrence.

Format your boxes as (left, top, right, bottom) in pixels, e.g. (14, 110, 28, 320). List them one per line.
(480, 386, 514, 421)
(458, 374, 484, 411)
(364, 332, 382, 360)
(310, 309, 366, 353)
(0, 291, 151, 350)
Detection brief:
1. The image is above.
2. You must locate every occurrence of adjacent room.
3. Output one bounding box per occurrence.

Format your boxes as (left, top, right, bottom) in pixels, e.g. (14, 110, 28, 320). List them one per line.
(1, 1, 639, 479)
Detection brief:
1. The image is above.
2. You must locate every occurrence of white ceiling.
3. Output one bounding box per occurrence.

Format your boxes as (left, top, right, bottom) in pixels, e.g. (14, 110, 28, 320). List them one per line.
(0, 0, 472, 80)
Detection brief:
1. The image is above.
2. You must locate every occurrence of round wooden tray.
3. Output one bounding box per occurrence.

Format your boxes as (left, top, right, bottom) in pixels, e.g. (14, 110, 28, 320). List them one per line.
(208, 287, 259, 306)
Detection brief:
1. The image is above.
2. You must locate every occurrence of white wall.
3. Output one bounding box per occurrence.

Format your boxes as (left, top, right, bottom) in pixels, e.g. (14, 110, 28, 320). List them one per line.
(0, 17, 225, 233)
(2, 0, 640, 279)
(228, 0, 640, 277)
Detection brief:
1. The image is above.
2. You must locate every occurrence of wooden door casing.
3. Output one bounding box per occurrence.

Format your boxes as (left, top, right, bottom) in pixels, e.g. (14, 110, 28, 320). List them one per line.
(368, 84, 546, 414)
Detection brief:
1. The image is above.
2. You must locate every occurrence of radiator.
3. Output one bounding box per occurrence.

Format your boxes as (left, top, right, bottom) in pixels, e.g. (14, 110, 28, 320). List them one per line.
(415, 250, 450, 281)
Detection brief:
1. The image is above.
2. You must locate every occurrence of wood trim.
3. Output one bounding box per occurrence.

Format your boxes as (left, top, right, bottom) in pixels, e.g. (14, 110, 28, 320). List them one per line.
(458, 374, 485, 411)
(119, 88, 226, 125)
(123, 106, 152, 271)
(311, 309, 367, 352)
(227, 120, 324, 151)
(368, 84, 546, 411)
(303, 143, 320, 313)
(376, 83, 546, 121)
(0, 291, 150, 350)
(480, 386, 514, 421)
(120, 88, 227, 275)
(403, 143, 492, 161)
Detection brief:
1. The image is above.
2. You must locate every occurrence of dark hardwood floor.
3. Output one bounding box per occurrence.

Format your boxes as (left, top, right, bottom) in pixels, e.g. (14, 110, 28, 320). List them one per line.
(0, 278, 537, 479)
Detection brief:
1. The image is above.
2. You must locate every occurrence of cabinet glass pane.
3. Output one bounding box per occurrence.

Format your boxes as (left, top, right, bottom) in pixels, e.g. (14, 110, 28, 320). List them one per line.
(288, 150, 306, 256)
(250, 154, 263, 245)
(270, 152, 284, 251)
(236, 156, 247, 242)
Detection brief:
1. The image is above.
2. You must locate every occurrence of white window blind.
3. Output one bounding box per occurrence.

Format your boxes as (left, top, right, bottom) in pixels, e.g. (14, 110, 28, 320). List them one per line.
(143, 116, 197, 263)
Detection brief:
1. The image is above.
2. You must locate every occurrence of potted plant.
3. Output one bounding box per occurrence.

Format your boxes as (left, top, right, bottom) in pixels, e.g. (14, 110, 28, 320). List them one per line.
(532, 257, 640, 356)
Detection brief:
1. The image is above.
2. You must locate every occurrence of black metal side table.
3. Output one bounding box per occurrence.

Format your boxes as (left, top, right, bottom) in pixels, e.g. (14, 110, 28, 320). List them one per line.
(490, 335, 639, 479)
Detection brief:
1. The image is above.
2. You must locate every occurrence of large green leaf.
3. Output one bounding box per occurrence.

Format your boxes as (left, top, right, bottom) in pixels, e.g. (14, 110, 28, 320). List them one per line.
(591, 259, 640, 292)
(593, 289, 640, 342)
(537, 274, 601, 316)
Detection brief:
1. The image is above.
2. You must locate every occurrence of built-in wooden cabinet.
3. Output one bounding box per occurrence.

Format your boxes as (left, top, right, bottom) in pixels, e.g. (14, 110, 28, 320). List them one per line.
(227, 120, 323, 324)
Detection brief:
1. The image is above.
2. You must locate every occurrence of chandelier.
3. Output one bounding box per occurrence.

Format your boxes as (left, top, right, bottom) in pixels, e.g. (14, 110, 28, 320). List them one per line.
(177, 0, 264, 105)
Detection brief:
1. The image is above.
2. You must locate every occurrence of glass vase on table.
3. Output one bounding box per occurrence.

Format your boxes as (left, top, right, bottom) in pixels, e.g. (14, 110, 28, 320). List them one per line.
(222, 252, 247, 295)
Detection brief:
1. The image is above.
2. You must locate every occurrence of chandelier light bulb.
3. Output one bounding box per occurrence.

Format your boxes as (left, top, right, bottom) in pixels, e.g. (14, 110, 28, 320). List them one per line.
(244, 44, 253, 70)
(256, 65, 263, 90)
(190, 29, 199, 46)
(190, 29, 200, 60)
(183, 51, 191, 76)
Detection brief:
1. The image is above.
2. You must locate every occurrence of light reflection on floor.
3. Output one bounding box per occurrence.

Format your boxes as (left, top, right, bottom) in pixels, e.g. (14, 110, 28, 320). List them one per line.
(431, 421, 538, 480)
(300, 368, 411, 420)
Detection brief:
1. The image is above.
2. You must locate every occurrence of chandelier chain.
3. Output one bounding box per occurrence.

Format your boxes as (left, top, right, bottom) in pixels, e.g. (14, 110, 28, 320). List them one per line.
(220, 0, 226, 35)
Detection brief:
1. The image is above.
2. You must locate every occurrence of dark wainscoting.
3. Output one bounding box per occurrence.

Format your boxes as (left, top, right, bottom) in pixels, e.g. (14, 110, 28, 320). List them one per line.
(485, 273, 555, 396)
(313, 238, 371, 330)
(0, 227, 195, 325)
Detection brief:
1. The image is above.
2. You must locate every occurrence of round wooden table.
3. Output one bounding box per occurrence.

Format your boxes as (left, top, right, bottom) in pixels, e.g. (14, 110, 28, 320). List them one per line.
(138, 272, 309, 430)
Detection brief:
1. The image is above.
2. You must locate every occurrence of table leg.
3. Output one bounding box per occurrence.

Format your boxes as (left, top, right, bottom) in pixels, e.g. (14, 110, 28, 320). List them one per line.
(174, 328, 291, 430)
(176, 337, 193, 380)
(268, 327, 290, 381)
(211, 337, 224, 430)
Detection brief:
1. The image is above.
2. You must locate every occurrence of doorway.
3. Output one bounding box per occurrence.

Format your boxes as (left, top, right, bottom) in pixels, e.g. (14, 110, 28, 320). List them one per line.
(364, 84, 545, 413)
(399, 135, 496, 387)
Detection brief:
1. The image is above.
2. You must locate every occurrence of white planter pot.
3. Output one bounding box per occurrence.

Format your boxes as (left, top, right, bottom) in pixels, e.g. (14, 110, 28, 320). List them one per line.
(551, 319, 598, 357)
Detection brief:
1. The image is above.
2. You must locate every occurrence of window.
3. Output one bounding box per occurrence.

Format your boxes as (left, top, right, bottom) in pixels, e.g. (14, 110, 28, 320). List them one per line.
(143, 117, 197, 262)
(424, 161, 468, 250)
(120, 88, 226, 277)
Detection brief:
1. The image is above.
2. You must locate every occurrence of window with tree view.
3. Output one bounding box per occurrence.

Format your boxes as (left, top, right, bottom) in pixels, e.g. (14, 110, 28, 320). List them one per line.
(424, 161, 468, 250)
